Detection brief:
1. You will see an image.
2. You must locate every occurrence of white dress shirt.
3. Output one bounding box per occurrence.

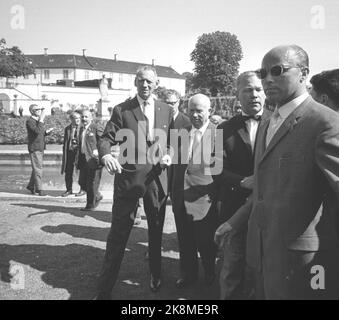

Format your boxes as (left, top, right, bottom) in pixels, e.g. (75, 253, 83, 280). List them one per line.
(137, 95, 155, 141)
(242, 108, 264, 151)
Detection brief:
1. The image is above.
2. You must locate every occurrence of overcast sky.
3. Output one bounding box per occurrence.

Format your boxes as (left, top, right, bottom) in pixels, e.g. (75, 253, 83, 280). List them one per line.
(1, 0, 338, 79)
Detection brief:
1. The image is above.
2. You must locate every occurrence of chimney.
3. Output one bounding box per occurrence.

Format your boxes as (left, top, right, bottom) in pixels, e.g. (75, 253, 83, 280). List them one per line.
(82, 49, 87, 56)
(44, 48, 48, 56)
(152, 59, 155, 66)
(114, 54, 117, 62)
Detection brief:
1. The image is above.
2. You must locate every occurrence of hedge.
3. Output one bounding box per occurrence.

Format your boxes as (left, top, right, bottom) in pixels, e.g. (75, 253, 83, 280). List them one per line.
(0, 111, 108, 144)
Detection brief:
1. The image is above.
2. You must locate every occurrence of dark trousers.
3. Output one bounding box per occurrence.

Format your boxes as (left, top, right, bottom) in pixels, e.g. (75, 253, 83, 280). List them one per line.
(78, 153, 102, 208)
(64, 150, 77, 191)
(184, 206, 218, 279)
(27, 151, 43, 191)
(97, 180, 167, 296)
(219, 226, 250, 299)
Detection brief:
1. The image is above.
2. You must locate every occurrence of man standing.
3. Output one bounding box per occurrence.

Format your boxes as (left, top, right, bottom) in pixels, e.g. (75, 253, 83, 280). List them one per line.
(26, 104, 53, 196)
(96, 66, 171, 298)
(215, 45, 339, 299)
(309, 69, 339, 113)
(217, 71, 269, 299)
(77, 109, 103, 211)
(175, 94, 219, 288)
(163, 89, 192, 286)
(61, 111, 82, 197)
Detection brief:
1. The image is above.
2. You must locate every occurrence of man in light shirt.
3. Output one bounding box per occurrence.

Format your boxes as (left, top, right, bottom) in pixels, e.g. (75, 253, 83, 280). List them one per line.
(215, 45, 339, 299)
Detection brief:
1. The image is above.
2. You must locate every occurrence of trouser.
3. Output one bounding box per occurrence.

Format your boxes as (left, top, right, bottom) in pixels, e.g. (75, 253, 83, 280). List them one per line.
(78, 153, 102, 208)
(219, 226, 253, 299)
(64, 150, 77, 191)
(27, 151, 43, 191)
(97, 180, 167, 295)
(184, 206, 218, 278)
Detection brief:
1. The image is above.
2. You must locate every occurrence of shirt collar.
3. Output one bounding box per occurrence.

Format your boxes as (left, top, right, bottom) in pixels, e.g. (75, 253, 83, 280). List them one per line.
(241, 107, 264, 118)
(191, 119, 210, 136)
(173, 110, 179, 121)
(137, 94, 154, 107)
(277, 92, 309, 119)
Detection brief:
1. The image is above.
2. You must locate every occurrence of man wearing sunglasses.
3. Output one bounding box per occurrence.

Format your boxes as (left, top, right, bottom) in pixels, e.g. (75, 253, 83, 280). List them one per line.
(215, 45, 339, 299)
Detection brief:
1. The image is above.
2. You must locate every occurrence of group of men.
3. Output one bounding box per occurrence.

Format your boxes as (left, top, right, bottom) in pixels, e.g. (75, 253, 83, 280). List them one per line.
(26, 106, 104, 211)
(25, 43, 339, 300)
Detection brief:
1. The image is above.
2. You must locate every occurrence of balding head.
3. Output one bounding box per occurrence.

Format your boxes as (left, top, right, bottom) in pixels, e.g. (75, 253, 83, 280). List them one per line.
(260, 45, 309, 107)
(188, 94, 211, 129)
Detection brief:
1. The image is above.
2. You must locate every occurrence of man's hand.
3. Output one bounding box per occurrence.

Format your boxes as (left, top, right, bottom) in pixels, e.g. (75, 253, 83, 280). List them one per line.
(102, 154, 122, 174)
(92, 149, 99, 158)
(39, 109, 46, 122)
(160, 154, 172, 169)
(46, 128, 54, 134)
(240, 175, 254, 190)
(214, 221, 233, 249)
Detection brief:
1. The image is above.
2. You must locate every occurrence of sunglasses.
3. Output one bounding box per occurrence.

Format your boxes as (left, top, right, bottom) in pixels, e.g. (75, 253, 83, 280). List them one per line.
(256, 65, 300, 79)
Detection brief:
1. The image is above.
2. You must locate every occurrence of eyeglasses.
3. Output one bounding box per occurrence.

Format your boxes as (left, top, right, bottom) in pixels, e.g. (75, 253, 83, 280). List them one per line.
(165, 101, 179, 106)
(256, 65, 300, 79)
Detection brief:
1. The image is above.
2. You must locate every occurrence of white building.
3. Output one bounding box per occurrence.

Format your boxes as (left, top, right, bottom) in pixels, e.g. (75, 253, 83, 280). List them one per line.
(0, 52, 186, 118)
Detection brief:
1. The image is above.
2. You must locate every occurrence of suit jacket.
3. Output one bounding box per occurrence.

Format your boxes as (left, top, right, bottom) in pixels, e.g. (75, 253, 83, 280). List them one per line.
(26, 117, 47, 152)
(80, 122, 104, 170)
(218, 110, 271, 221)
(228, 97, 339, 273)
(183, 122, 218, 221)
(168, 112, 191, 198)
(99, 96, 171, 199)
(61, 123, 79, 174)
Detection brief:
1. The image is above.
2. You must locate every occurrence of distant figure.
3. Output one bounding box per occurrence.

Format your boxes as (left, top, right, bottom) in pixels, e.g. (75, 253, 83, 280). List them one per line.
(77, 109, 104, 210)
(61, 111, 82, 197)
(99, 75, 109, 101)
(19, 106, 24, 117)
(26, 104, 53, 196)
(209, 114, 223, 125)
(309, 69, 339, 112)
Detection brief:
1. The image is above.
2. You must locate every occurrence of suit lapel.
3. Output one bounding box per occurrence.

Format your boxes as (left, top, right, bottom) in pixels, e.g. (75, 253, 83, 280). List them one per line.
(234, 116, 252, 155)
(130, 97, 148, 137)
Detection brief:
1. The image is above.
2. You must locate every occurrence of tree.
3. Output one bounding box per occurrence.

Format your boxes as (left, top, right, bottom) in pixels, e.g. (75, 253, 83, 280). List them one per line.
(0, 38, 34, 78)
(191, 31, 243, 96)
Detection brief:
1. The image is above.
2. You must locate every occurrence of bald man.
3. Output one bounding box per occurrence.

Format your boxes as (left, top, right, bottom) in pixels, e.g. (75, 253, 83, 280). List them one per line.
(215, 45, 339, 299)
(175, 94, 219, 288)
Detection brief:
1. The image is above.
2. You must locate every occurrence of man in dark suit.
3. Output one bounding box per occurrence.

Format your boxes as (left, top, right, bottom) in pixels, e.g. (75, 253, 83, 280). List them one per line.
(215, 45, 339, 299)
(26, 104, 53, 196)
(77, 109, 104, 211)
(163, 90, 193, 286)
(96, 66, 171, 298)
(60, 110, 82, 197)
(217, 71, 269, 299)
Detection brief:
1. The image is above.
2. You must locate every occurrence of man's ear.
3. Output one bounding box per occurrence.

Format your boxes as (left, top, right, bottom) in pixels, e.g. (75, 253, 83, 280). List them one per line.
(300, 67, 309, 82)
(134, 77, 137, 87)
(155, 79, 160, 87)
(320, 94, 329, 105)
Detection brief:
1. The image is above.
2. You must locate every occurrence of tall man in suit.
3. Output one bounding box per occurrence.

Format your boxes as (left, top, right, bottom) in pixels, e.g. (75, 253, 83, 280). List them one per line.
(77, 109, 104, 211)
(163, 90, 193, 286)
(215, 45, 339, 299)
(61, 111, 82, 197)
(26, 104, 53, 196)
(175, 94, 219, 287)
(217, 71, 269, 299)
(96, 66, 171, 298)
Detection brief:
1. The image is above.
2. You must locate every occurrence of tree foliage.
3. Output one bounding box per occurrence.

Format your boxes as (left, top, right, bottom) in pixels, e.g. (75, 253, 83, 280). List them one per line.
(0, 38, 34, 78)
(191, 31, 243, 96)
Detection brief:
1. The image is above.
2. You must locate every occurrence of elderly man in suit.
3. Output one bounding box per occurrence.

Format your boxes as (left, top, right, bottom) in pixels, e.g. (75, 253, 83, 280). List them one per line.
(215, 45, 339, 299)
(96, 66, 171, 299)
(61, 110, 82, 197)
(174, 94, 219, 288)
(77, 109, 104, 211)
(217, 71, 270, 299)
(26, 104, 53, 196)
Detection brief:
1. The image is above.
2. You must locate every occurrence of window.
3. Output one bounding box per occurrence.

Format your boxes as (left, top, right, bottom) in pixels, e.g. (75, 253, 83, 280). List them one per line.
(63, 70, 69, 79)
(99, 71, 103, 78)
(23, 74, 29, 79)
(85, 71, 89, 80)
(119, 73, 123, 83)
(44, 70, 50, 80)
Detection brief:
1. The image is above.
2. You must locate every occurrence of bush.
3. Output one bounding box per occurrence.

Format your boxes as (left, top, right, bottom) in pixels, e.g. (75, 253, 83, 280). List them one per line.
(0, 112, 70, 144)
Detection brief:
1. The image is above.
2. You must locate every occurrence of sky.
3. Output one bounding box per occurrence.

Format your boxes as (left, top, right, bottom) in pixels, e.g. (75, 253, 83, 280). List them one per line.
(1, 0, 338, 79)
